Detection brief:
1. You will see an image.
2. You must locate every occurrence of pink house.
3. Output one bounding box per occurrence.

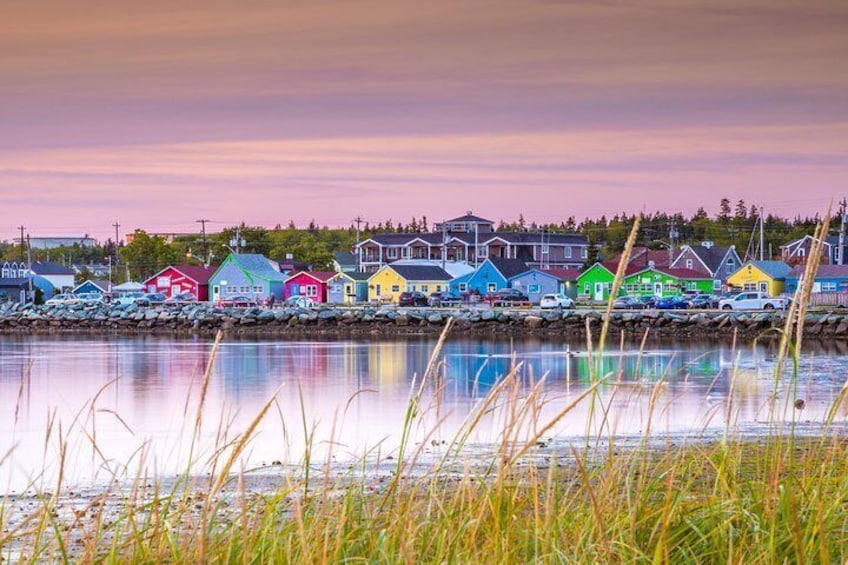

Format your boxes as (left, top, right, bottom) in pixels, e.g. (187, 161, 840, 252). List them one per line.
(283, 271, 337, 303)
(142, 265, 216, 301)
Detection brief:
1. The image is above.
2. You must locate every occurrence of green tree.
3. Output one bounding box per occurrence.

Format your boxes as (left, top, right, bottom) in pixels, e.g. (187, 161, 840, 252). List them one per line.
(119, 231, 181, 281)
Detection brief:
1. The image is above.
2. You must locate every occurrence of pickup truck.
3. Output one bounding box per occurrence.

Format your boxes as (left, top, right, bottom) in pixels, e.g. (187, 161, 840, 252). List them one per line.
(718, 291, 787, 310)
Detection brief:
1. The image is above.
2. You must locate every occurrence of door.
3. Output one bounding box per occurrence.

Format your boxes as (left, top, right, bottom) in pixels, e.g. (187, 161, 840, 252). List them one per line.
(759, 282, 768, 294)
(171, 284, 181, 298)
(594, 282, 604, 301)
(653, 282, 663, 297)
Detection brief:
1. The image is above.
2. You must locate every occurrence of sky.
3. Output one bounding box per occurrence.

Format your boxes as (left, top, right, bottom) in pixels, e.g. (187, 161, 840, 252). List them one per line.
(2, 0, 847, 243)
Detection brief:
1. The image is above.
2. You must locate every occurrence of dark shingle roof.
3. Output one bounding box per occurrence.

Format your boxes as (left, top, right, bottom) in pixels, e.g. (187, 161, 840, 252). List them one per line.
(686, 245, 736, 273)
(172, 265, 216, 284)
(387, 265, 452, 281)
(483, 232, 588, 245)
(541, 268, 579, 281)
(30, 262, 74, 276)
(443, 212, 494, 224)
(488, 258, 531, 279)
(789, 264, 848, 279)
(333, 251, 358, 266)
(368, 233, 445, 246)
(335, 270, 371, 281)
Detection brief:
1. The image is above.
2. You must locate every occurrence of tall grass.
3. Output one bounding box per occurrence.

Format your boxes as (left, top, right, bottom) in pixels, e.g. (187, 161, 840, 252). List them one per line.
(4, 216, 848, 562)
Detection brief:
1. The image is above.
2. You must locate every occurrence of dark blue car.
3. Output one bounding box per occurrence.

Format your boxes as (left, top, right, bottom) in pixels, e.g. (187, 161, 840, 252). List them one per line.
(655, 296, 688, 309)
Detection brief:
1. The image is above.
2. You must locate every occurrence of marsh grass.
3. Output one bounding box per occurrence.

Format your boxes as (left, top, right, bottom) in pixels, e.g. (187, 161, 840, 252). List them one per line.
(4, 214, 848, 562)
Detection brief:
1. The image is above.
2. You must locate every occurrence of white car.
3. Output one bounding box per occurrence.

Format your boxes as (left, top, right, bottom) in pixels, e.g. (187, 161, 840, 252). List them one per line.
(284, 295, 315, 308)
(539, 293, 575, 309)
(45, 293, 81, 306)
(718, 291, 787, 310)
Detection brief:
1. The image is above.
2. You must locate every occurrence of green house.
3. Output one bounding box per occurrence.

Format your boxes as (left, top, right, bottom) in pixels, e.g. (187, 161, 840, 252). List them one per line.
(622, 267, 713, 297)
(577, 262, 639, 301)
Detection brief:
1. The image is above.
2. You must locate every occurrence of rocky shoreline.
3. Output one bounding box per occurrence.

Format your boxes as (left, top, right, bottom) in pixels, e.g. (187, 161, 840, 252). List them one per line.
(0, 301, 845, 339)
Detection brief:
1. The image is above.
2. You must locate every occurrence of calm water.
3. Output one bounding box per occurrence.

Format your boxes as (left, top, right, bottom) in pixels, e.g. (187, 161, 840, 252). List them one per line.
(1, 335, 847, 491)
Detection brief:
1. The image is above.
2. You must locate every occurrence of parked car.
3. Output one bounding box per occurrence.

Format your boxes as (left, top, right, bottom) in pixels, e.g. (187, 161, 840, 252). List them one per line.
(166, 292, 197, 304)
(539, 293, 574, 309)
(284, 295, 315, 308)
(216, 295, 258, 308)
(114, 292, 145, 305)
(45, 293, 81, 306)
(719, 292, 787, 310)
(685, 293, 719, 309)
(135, 292, 167, 306)
(76, 292, 104, 305)
(490, 288, 530, 307)
(655, 296, 689, 309)
(428, 291, 462, 307)
(398, 291, 428, 307)
(613, 296, 646, 310)
(638, 295, 657, 308)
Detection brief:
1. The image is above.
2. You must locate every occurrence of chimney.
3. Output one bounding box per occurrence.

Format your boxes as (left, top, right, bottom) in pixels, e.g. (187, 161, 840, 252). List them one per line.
(701, 241, 714, 249)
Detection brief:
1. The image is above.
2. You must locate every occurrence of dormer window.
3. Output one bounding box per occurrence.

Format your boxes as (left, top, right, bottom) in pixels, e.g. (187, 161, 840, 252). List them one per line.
(686, 259, 693, 269)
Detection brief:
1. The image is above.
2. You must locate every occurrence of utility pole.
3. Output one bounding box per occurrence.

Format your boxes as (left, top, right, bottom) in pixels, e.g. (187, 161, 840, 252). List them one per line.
(196, 219, 210, 265)
(112, 222, 121, 266)
(759, 206, 765, 262)
(838, 198, 847, 265)
(441, 220, 447, 269)
(668, 219, 677, 267)
(26, 234, 33, 302)
(17, 225, 25, 261)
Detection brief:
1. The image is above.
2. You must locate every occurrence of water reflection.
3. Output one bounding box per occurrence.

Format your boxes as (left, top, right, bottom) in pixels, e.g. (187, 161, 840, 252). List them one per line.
(0, 335, 846, 491)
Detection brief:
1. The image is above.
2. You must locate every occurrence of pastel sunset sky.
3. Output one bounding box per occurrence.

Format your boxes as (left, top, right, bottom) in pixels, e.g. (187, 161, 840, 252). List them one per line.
(2, 0, 847, 242)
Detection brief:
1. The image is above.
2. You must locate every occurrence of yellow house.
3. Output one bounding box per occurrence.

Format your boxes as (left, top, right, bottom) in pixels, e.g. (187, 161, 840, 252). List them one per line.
(367, 264, 453, 302)
(727, 260, 792, 296)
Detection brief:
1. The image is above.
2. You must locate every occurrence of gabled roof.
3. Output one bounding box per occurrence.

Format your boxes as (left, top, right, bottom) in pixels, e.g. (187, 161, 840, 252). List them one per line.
(486, 258, 531, 280)
(333, 251, 358, 267)
(29, 262, 75, 276)
(593, 261, 643, 277)
(443, 212, 494, 224)
(541, 268, 579, 281)
(683, 245, 738, 273)
(618, 247, 675, 268)
(73, 279, 111, 293)
(168, 265, 216, 284)
(788, 264, 848, 279)
(332, 271, 371, 282)
(363, 233, 444, 246)
(227, 254, 287, 282)
(625, 266, 711, 280)
(285, 271, 337, 284)
(384, 265, 453, 281)
(0, 278, 29, 288)
(741, 260, 793, 280)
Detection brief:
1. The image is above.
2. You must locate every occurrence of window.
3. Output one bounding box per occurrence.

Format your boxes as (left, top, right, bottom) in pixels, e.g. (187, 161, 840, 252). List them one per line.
(487, 283, 497, 293)
(227, 285, 238, 294)
(565, 247, 572, 258)
(391, 285, 400, 292)
(798, 248, 806, 257)
(581, 247, 588, 259)
(685, 259, 693, 269)
(459, 283, 468, 292)
(253, 285, 263, 294)
(822, 282, 837, 292)
(375, 284, 381, 297)
(240, 286, 250, 293)
(345, 284, 353, 295)
(387, 247, 398, 259)
(743, 283, 757, 291)
(541, 245, 549, 255)
(477, 245, 488, 258)
(157, 276, 170, 288)
(212, 285, 220, 296)
(422, 285, 429, 292)
(713, 280, 721, 290)
(436, 285, 442, 292)
(304, 285, 318, 297)
(402, 247, 411, 259)
(528, 284, 540, 293)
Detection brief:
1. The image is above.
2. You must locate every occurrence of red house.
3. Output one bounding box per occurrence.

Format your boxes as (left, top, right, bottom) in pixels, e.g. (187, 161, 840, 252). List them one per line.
(283, 271, 337, 303)
(143, 265, 216, 301)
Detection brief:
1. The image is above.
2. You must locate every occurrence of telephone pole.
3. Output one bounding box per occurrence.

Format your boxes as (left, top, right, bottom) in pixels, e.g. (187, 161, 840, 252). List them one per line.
(112, 222, 121, 265)
(759, 206, 765, 261)
(353, 216, 363, 271)
(196, 219, 210, 265)
(838, 198, 847, 265)
(26, 234, 33, 301)
(668, 219, 677, 267)
(17, 225, 25, 261)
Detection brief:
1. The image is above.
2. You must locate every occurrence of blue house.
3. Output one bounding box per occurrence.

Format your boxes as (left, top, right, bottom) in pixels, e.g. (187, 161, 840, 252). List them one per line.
(449, 271, 474, 295)
(785, 264, 848, 294)
(208, 253, 286, 304)
(464, 258, 529, 295)
(327, 271, 369, 304)
(509, 269, 563, 304)
(73, 279, 111, 295)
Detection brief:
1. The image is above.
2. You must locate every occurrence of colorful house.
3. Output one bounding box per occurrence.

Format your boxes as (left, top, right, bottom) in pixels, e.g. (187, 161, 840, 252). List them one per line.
(509, 269, 573, 304)
(284, 271, 338, 303)
(622, 267, 713, 297)
(670, 243, 742, 289)
(541, 268, 580, 299)
(727, 261, 792, 296)
(72, 279, 111, 295)
(367, 265, 452, 303)
(449, 271, 474, 295)
(208, 253, 286, 304)
(577, 262, 642, 301)
(327, 271, 370, 304)
(784, 264, 848, 294)
(463, 258, 529, 295)
(143, 265, 216, 301)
